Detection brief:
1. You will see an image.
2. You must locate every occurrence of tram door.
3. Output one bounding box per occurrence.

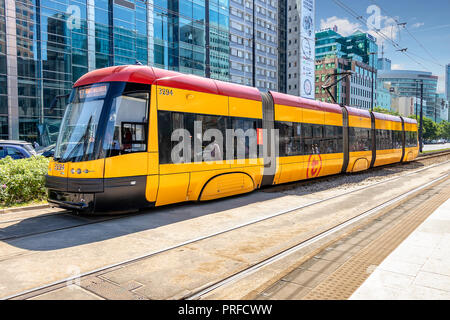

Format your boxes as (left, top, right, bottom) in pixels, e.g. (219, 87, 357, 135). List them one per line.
(260, 92, 278, 187)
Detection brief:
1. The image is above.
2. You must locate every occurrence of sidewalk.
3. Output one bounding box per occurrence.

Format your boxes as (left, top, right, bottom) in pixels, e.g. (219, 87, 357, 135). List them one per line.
(350, 198, 450, 300)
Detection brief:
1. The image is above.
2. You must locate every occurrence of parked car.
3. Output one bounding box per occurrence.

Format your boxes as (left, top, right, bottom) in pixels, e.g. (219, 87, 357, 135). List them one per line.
(0, 140, 37, 160)
(37, 144, 55, 158)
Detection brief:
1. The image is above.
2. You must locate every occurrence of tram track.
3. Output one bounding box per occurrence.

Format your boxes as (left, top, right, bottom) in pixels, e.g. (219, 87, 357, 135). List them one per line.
(1, 152, 449, 244)
(3, 158, 449, 300)
(184, 172, 449, 300)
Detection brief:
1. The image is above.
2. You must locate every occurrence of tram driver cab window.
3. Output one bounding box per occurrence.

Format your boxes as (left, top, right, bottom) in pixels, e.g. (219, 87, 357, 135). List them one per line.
(103, 92, 149, 157)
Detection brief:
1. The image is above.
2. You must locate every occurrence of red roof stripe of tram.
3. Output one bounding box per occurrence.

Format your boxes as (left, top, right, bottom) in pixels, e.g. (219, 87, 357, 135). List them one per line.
(75, 65, 261, 101)
(270, 91, 342, 114)
(346, 106, 371, 118)
(403, 117, 418, 124)
(372, 111, 402, 122)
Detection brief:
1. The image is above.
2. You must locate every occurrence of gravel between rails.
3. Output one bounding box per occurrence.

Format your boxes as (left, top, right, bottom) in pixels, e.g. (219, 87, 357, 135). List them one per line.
(263, 154, 450, 196)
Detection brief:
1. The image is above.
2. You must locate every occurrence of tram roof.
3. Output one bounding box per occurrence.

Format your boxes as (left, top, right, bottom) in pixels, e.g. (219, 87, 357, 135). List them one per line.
(372, 111, 402, 123)
(269, 91, 342, 115)
(74, 65, 262, 101)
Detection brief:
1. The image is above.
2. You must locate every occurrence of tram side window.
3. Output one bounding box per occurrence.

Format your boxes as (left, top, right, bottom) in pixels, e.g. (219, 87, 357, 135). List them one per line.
(310, 124, 322, 154)
(103, 92, 149, 157)
(349, 127, 371, 152)
(406, 131, 418, 147)
(158, 112, 190, 164)
(276, 121, 302, 157)
(393, 131, 403, 149)
(323, 125, 343, 154)
(158, 111, 228, 164)
(302, 123, 314, 154)
(230, 118, 262, 159)
(186, 113, 227, 161)
(376, 129, 394, 150)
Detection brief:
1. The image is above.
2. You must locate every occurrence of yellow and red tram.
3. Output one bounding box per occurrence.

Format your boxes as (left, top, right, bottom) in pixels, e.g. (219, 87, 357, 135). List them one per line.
(45, 65, 419, 213)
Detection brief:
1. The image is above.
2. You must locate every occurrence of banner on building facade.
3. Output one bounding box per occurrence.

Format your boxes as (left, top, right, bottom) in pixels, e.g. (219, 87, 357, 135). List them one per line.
(299, 0, 315, 99)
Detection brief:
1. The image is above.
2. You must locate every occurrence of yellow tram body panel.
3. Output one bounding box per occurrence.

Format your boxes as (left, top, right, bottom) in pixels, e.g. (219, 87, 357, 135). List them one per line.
(348, 150, 372, 173)
(403, 122, 419, 162)
(152, 85, 264, 206)
(348, 115, 371, 129)
(156, 86, 229, 116)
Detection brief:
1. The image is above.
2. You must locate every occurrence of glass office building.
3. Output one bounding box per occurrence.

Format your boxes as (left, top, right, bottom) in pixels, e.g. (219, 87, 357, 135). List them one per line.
(0, 0, 7, 139)
(1, 0, 232, 145)
(378, 70, 438, 119)
(445, 63, 450, 100)
(228, 0, 279, 91)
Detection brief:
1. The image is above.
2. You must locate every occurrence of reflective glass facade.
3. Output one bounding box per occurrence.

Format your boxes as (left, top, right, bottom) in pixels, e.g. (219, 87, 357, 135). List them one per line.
(378, 70, 438, 118)
(113, 0, 147, 65)
(1, 0, 295, 145)
(153, 0, 229, 79)
(228, 0, 278, 91)
(0, 0, 7, 138)
(446, 63, 450, 100)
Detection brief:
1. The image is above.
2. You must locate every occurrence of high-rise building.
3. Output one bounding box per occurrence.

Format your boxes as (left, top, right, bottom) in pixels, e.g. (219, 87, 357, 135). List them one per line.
(391, 96, 426, 117)
(1, 0, 313, 144)
(314, 55, 350, 105)
(433, 93, 449, 123)
(446, 63, 450, 100)
(376, 79, 394, 111)
(378, 70, 438, 119)
(377, 57, 391, 71)
(1, 0, 232, 144)
(228, 0, 278, 91)
(0, 0, 7, 139)
(315, 28, 377, 110)
(277, 0, 287, 93)
(286, 0, 315, 98)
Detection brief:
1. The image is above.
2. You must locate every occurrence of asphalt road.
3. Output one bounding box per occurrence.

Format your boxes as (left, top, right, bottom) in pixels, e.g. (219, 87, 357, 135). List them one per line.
(423, 143, 450, 152)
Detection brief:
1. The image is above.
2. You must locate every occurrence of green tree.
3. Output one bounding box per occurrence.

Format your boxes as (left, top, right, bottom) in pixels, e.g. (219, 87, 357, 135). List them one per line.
(408, 115, 439, 140)
(438, 120, 450, 139)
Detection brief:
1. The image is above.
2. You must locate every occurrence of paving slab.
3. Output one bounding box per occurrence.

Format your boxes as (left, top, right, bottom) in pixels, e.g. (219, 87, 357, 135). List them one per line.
(351, 198, 450, 299)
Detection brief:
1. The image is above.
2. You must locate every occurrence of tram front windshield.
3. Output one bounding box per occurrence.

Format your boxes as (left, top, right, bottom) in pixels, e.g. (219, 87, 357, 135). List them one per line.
(54, 82, 149, 163)
(54, 84, 108, 163)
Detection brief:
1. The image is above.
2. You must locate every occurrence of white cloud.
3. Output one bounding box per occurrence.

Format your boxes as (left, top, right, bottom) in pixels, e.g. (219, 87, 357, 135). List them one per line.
(367, 15, 400, 45)
(391, 64, 403, 70)
(320, 15, 400, 46)
(319, 16, 362, 36)
(411, 22, 425, 29)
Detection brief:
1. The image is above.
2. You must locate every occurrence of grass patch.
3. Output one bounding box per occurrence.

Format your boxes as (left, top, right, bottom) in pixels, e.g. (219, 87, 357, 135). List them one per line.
(0, 199, 48, 210)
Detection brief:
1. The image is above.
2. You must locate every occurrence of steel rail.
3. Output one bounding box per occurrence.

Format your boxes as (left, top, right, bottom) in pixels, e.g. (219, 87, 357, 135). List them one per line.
(1, 154, 449, 241)
(3, 159, 449, 300)
(185, 172, 449, 300)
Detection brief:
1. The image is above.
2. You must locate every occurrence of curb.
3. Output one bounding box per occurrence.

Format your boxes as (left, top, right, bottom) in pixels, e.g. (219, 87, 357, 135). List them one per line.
(0, 203, 50, 214)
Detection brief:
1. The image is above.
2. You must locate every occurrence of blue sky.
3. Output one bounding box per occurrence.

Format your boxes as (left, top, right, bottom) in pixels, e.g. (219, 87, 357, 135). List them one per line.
(315, 0, 450, 93)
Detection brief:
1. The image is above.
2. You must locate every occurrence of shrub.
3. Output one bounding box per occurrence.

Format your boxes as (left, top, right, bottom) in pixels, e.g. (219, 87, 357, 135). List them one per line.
(0, 156, 50, 207)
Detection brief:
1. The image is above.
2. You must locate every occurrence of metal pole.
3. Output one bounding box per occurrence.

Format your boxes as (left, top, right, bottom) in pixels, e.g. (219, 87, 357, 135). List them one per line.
(434, 94, 437, 122)
(371, 54, 374, 111)
(415, 81, 418, 117)
(419, 81, 424, 152)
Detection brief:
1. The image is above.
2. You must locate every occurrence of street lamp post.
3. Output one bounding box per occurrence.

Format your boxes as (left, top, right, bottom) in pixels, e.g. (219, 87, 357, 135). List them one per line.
(369, 52, 376, 111)
(415, 80, 419, 117)
(419, 80, 424, 153)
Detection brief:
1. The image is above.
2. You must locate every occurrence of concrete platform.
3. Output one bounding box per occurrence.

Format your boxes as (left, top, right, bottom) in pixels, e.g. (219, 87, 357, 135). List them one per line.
(350, 198, 450, 300)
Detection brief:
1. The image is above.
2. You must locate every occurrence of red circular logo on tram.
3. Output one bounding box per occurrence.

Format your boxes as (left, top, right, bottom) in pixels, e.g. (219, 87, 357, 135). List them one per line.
(306, 154, 323, 179)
